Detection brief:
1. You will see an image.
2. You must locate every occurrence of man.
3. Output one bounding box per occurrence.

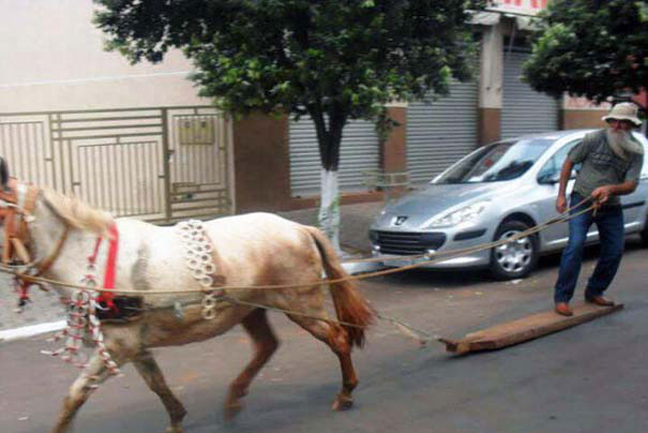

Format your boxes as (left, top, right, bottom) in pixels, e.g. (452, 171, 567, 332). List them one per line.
(553, 102, 644, 316)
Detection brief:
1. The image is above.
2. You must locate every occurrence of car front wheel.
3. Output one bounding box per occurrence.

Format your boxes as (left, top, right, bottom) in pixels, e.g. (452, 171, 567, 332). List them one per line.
(489, 221, 539, 280)
(641, 216, 648, 247)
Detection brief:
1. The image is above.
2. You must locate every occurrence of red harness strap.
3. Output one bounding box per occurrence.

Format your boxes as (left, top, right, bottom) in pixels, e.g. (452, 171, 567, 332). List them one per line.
(89, 224, 119, 310)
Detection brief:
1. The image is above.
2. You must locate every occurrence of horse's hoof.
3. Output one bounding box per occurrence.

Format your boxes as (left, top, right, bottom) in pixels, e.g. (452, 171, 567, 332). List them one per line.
(331, 394, 354, 411)
(223, 401, 243, 422)
(165, 427, 184, 433)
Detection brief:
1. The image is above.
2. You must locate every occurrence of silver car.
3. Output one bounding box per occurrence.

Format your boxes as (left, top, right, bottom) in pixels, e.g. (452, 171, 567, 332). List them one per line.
(369, 130, 648, 280)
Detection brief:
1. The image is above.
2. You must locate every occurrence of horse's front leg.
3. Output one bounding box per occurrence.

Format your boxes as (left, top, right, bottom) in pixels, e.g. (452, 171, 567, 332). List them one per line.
(133, 351, 187, 433)
(53, 353, 121, 433)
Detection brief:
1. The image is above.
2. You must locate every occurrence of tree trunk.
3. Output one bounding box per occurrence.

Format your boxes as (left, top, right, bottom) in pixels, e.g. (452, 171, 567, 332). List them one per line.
(318, 168, 341, 252)
(310, 103, 346, 253)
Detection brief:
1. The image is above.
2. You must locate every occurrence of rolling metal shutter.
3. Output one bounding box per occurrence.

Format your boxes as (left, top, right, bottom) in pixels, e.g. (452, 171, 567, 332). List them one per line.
(289, 118, 380, 197)
(406, 79, 479, 185)
(501, 50, 560, 139)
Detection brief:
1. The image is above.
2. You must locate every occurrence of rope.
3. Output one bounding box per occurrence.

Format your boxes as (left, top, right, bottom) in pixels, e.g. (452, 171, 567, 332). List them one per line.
(2, 197, 595, 349)
(373, 311, 435, 347)
(0, 198, 596, 295)
(344, 197, 594, 264)
(120, 295, 435, 347)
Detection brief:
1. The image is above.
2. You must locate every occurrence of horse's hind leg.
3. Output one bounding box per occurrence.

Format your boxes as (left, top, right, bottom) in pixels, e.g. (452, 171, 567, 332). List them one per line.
(286, 314, 358, 411)
(224, 308, 279, 420)
(133, 351, 187, 433)
(53, 354, 122, 433)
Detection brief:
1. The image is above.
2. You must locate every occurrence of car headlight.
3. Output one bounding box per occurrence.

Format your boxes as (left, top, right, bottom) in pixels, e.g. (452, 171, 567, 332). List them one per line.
(425, 201, 490, 228)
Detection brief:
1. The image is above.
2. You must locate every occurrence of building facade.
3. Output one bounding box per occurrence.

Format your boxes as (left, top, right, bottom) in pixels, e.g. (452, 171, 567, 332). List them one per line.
(0, 0, 627, 216)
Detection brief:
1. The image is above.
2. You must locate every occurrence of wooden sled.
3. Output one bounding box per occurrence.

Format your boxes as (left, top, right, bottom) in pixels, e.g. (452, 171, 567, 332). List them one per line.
(439, 302, 624, 355)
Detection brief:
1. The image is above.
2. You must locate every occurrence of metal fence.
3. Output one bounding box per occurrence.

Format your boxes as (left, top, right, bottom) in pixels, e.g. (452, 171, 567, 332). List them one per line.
(0, 106, 232, 223)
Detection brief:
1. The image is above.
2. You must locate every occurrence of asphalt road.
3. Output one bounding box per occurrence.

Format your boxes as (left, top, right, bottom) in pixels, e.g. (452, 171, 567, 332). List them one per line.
(2, 238, 648, 433)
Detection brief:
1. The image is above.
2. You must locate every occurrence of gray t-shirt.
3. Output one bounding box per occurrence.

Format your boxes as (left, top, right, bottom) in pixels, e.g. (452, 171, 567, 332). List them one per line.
(568, 129, 644, 206)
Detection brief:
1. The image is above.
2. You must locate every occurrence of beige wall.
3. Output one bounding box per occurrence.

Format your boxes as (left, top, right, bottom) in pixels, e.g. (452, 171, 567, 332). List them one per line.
(477, 21, 506, 145)
(0, 0, 209, 112)
(561, 96, 609, 130)
(561, 110, 608, 130)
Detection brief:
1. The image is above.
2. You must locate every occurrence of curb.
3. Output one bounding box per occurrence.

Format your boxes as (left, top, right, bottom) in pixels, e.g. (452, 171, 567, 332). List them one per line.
(0, 320, 66, 343)
(342, 261, 380, 275)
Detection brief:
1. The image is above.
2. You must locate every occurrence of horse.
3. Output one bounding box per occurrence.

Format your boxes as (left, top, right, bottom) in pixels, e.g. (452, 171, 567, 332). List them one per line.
(0, 158, 374, 433)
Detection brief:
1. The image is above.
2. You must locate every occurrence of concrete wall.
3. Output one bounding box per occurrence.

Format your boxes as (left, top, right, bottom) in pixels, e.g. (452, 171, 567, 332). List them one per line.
(2, 1, 640, 213)
(0, 0, 209, 112)
(561, 96, 610, 130)
(232, 113, 384, 213)
(561, 110, 608, 130)
(381, 106, 408, 173)
(232, 114, 292, 213)
(478, 22, 505, 145)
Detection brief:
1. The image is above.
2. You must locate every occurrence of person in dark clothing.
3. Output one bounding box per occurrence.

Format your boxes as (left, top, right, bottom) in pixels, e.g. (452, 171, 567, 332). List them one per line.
(553, 102, 644, 316)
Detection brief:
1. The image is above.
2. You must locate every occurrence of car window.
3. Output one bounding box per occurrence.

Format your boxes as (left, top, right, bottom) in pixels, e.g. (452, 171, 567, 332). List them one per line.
(537, 139, 581, 183)
(434, 138, 554, 184)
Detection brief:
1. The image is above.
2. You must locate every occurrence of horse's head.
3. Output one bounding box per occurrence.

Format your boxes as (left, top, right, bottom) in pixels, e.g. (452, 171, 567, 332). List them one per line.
(0, 158, 40, 265)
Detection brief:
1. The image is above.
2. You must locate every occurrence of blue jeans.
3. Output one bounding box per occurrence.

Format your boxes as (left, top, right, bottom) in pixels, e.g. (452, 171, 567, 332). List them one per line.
(554, 192, 625, 303)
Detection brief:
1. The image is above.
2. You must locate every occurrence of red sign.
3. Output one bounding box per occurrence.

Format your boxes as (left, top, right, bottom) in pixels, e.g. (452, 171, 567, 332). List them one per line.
(488, 0, 548, 15)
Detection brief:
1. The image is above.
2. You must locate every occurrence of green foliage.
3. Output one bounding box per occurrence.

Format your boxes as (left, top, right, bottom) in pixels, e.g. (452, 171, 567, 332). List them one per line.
(523, 0, 648, 104)
(95, 0, 485, 169)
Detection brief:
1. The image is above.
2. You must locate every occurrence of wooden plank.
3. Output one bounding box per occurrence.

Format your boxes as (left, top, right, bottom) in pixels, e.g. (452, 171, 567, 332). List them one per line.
(439, 302, 624, 355)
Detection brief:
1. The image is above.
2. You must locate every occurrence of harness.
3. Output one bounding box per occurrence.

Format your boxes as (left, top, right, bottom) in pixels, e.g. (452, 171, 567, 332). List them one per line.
(0, 179, 70, 306)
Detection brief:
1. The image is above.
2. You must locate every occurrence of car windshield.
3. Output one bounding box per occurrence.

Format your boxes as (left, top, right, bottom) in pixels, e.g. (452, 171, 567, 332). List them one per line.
(433, 138, 555, 184)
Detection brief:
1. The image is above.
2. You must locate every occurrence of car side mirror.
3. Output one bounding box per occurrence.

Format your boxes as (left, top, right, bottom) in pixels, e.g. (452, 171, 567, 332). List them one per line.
(538, 171, 560, 185)
(538, 168, 578, 185)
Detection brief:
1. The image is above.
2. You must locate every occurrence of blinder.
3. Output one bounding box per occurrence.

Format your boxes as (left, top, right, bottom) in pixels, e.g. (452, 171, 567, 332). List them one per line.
(0, 158, 50, 306)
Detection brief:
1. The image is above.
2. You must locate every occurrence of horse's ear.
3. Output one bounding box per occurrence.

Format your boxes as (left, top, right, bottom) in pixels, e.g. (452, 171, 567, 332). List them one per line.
(0, 157, 9, 190)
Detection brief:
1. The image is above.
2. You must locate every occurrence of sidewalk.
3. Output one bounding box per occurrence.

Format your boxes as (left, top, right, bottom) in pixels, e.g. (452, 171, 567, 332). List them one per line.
(0, 201, 383, 336)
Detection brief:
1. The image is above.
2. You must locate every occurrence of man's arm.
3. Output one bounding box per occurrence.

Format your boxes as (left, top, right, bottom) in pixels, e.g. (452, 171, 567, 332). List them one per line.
(555, 159, 574, 214)
(591, 180, 638, 205)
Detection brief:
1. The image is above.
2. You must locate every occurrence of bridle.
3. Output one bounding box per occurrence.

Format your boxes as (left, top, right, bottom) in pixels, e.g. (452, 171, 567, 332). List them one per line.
(0, 178, 70, 305)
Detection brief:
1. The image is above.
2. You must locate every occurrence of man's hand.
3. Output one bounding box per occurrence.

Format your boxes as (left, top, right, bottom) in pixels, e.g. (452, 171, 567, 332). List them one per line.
(591, 186, 613, 207)
(556, 195, 567, 214)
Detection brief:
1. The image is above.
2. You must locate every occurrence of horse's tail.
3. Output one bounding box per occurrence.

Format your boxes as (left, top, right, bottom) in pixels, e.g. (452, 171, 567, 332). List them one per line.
(304, 226, 374, 348)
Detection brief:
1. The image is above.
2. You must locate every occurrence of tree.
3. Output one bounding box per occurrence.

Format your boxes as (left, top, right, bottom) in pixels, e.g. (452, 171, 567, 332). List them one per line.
(523, 0, 648, 107)
(94, 0, 485, 251)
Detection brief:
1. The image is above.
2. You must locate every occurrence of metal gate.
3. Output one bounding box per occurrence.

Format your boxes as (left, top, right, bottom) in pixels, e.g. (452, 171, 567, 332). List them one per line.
(406, 78, 480, 185)
(0, 106, 232, 223)
(501, 50, 560, 139)
(289, 117, 380, 197)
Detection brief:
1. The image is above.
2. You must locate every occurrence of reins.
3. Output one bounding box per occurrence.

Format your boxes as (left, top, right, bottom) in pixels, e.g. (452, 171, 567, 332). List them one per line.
(0, 193, 597, 348)
(345, 198, 594, 265)
(0, 181, 72, 305)
(0, 197, 596, 295)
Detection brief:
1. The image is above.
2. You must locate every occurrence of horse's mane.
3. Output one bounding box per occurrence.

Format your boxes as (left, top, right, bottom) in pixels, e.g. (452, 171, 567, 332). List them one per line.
(42, 188, 114, 235)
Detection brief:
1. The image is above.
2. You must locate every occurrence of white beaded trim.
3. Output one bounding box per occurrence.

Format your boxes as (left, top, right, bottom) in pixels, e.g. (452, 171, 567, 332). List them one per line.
(175, 220, 221, 320)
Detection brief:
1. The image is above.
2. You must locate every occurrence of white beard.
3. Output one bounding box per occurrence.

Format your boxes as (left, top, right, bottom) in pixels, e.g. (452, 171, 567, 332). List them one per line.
(606, 129, 643, 160)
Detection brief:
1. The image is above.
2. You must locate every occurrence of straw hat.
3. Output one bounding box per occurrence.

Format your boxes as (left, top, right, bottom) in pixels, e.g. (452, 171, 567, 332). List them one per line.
(602, 102, 643, 127)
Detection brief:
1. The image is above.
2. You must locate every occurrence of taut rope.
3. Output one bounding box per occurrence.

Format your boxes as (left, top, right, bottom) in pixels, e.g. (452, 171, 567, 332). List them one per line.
(0, 197, 599, 349)
(0, 198, 596, 295)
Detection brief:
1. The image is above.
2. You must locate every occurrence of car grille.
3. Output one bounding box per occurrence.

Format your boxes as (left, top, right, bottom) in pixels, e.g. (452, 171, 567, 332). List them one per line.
(370, 230, 446, 255)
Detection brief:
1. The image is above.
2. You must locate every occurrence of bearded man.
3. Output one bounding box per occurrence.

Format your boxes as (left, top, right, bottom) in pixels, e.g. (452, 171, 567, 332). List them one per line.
(553, 102, 644, 316)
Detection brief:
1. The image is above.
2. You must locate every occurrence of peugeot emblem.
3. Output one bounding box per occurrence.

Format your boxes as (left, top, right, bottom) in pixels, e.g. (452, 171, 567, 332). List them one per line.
(393, 216, 408, 226)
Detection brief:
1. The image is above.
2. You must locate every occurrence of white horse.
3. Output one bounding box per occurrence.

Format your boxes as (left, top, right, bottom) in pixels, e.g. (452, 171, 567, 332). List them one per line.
(0, 159, 373, 433)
